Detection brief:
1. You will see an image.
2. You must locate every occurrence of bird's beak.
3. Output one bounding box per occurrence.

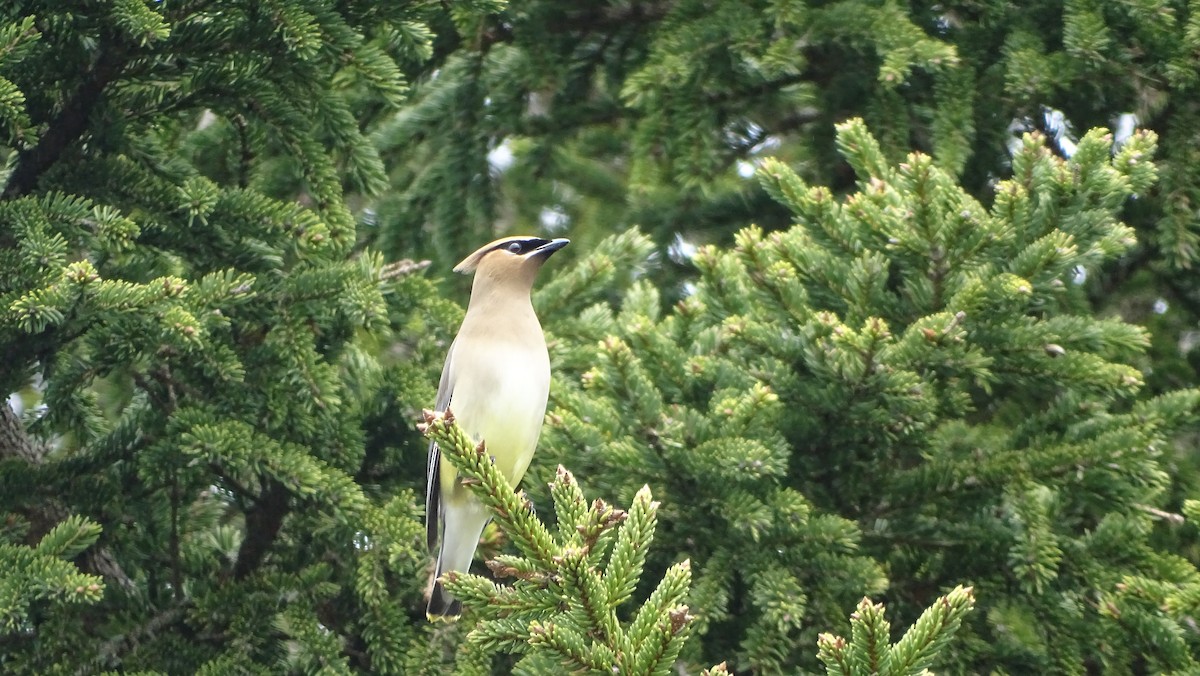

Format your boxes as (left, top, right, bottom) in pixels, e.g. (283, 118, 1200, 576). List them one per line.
(530, 238, 570, 259)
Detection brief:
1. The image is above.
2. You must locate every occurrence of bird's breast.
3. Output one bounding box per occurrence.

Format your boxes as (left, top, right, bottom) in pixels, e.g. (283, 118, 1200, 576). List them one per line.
(443, 337, 551, 497)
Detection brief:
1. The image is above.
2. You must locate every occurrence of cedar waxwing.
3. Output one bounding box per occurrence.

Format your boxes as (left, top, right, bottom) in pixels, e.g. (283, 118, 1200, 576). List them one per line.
(425, 235, 570, 620)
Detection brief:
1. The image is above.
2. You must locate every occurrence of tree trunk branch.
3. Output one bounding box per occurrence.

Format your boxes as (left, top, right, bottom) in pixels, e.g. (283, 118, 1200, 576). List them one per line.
(233, 479, 291, 579)
(2, 42, 125, 201)
(1, 400, 135, 591)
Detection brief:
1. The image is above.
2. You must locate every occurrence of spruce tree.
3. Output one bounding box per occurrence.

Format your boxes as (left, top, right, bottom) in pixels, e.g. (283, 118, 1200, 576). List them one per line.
(420, 406, 974, 675)
(530, 121, 1200, 672)
(0, 1, 455, 671)
(377, 0, 1200, 394)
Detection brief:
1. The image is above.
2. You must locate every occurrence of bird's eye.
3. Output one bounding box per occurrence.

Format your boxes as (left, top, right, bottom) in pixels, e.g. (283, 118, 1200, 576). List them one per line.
(507, 242, 523, 254)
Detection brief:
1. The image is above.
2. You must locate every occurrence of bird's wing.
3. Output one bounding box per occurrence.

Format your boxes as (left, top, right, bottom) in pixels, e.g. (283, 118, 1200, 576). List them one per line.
(426, 336, 457, 552)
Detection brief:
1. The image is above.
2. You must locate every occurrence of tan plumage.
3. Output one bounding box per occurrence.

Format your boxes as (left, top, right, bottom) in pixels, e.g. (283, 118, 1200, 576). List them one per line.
(425, 235, 569, 620)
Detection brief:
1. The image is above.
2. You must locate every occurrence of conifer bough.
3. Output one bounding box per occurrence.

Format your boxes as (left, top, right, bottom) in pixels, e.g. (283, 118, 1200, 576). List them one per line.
(419, 408, 978, 675)
(419, 408, 702, 675)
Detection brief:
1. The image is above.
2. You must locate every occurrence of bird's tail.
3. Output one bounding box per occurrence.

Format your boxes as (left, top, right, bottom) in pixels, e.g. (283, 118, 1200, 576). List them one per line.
(426, 499, 490, 621)
(426, 578, 462, 620)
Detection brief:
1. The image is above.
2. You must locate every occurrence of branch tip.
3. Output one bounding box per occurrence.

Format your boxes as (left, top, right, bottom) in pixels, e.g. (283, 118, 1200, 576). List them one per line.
(669, 606, 694, 633)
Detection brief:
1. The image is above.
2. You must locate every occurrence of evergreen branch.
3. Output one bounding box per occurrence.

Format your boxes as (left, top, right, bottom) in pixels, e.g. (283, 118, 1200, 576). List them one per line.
(232, 479, 290, 579)
(528, 620, 615, 672)
(817, 587, 975, 676)
(604, 485, 656, 607)
(88, 602, 190, 672)
(887, 586, 975, 675)
(627, 602, 694, 675)
(549, 465, 588, 541)
(379, 259, 431, 280)
(846, 598, 892, 674)
(880, 430, 1152, 518)
(1, 39, 126, 202)
(625, 559, 692, 650)
(0, 398, 44, 464)
(556, 546, 621, 646)
(34, 514, 102, 559)
(418, 411, 700, 671)
(420, 409, 558, 567)
(0, 403, 134, 591)
(817, 633, 854, 676)
(574, 496, 626, 555)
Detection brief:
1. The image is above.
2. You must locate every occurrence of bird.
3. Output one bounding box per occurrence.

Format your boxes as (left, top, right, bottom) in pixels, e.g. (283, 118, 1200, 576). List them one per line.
(425, 235, 570, 620)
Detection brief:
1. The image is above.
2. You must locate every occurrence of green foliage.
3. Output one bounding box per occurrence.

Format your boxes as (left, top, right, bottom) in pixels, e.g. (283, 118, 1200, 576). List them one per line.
(422, 411, 699, 675)
(368, 0, 1200, 403)
(533, 121, 1200, 672)
(4, 0, 1200, 673)
(0, 515, 104, 633)
(817, 586, 975, 676)
(534, 223, 893, 671)
(423, 410, 975, 675)
(0, 0, 484, 672)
